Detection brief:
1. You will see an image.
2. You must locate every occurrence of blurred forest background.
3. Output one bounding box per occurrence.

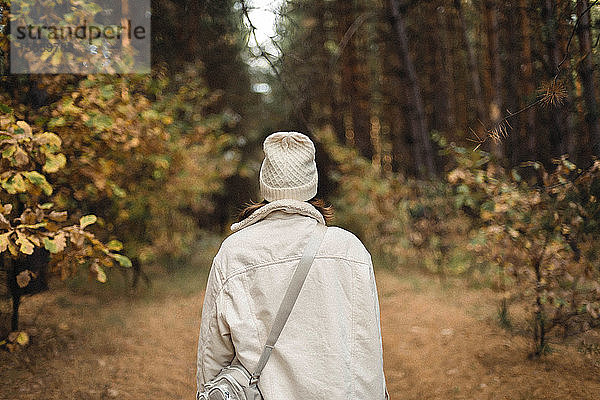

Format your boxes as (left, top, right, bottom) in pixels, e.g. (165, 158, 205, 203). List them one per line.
(1, 0, 600, 399)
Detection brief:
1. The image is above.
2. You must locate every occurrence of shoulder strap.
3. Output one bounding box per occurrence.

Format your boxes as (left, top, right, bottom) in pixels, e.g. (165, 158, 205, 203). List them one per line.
(250, 223, 328, 384)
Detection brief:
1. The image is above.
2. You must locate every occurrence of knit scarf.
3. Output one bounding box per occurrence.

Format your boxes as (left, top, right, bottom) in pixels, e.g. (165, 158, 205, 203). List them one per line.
(230, 199, 325, 233)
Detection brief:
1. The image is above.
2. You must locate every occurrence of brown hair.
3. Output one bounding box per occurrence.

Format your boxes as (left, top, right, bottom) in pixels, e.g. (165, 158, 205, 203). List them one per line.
(237, 198, 334, 224)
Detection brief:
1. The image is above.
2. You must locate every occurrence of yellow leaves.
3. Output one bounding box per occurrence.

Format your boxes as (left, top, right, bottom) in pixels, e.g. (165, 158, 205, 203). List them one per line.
(16, 121, 32, 136)
(79, 214, 97, 229)
(35, 131, 62, 147)
(1, 75, 245, 280)
(481, 210, 495, 221)
(90, 261, 107, 283)
(2, 144, 16, 158)
(1, 331, 30, 352)
(107, 239, 123, 251)
(2, 173, 27, 194)
(154, 157, 170, 170)
(494, 203, 509, 213)
(43, 232, 67, 253)
(43, 152, 67, 173)
(15, 231, 35, 255)
(59, 97, 82, 116)
(51, 47, 62, 67)
(507, 228, 520, 238)
(15, 331, 29, 346)
(12, 146, 29, 166)
(0, 231, 12, 252)
(124, 137, 140, 150)
(6, 239, 18, 256)
(108, 183, 126, 198)
(48, 116, 66, 128)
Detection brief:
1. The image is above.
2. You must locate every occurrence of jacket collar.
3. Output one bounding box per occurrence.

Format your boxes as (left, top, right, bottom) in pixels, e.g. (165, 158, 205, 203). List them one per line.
(230, 199, 325, 233)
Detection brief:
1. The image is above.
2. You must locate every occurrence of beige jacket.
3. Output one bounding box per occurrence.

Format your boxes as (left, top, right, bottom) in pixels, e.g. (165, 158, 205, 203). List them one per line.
(196, 199, 388, 399)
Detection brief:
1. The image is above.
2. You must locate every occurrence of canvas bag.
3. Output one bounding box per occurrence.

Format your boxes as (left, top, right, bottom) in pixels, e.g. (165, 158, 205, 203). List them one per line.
(196, 223, 328, 400)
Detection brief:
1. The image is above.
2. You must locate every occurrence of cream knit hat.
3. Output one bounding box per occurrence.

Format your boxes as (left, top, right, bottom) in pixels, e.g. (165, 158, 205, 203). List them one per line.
(259, 131, 318, 202)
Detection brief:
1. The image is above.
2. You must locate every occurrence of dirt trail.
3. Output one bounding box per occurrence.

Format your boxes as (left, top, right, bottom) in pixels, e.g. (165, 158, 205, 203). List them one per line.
(1, 269, 599, 400)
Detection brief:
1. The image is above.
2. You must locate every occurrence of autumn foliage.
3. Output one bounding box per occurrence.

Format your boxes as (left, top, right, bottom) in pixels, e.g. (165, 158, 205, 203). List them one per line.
(0, 66, 248, 342)
(327, 126, 600, 356)
(447, 147, 600, 356)
(0, 112, 130, 280)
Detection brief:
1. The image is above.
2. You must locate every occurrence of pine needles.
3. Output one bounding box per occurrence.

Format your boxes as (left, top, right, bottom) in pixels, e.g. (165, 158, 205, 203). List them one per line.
(468, 79, 569, 151)
(468, 0, 595, 152)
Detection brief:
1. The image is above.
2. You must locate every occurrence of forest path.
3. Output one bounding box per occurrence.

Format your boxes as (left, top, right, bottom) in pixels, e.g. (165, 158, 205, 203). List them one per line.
(1, 268, 599, 400)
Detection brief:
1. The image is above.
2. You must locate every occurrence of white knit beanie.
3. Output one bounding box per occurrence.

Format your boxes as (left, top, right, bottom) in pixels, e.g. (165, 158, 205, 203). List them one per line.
(259, 131, 318, 202)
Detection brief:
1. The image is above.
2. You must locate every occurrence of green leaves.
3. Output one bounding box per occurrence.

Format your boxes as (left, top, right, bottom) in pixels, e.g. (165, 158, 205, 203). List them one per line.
(85, 113, 113, 131)
(43, 232, 67, 254)
(107, 240, 123, 251)
(22, 171, 53, 195)
(2, 173, 27, 194)
(48, 116, 66, 128)
(43, 153, 67, 173)
(100, 84, 115, 100)
(2, 144, 16, 159)
(110, 253, 132, 268)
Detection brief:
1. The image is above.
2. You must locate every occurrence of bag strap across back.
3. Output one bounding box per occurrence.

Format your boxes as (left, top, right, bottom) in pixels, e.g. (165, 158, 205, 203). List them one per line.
(250, 223, 328, 384)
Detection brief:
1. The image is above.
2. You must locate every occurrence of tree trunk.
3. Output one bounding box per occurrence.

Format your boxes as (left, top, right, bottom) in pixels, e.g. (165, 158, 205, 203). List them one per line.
(576, 0, 600, 157)
(380, 15, 411, 173)
(454, 0, 486, 125)
(388, 0, 436, 178)
(484, 0, 504, 159)
(520, 0, 537, 158)
(544, 0, 570, 157)
(502, 0, 524, 164)
(338, 0, 371, 156)
(437, 7, 457, 131)
(326, 1, 346, 143)
(346, 1, 373, 160)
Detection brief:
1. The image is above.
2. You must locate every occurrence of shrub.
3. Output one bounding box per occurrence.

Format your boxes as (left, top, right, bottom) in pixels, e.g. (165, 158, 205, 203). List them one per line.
(446, 138, 600, 356)
(0, 112, 130, 340)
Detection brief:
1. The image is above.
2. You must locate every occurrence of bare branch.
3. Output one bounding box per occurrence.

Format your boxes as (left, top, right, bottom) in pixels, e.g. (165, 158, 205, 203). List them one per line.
(330, 12, 373, 68)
